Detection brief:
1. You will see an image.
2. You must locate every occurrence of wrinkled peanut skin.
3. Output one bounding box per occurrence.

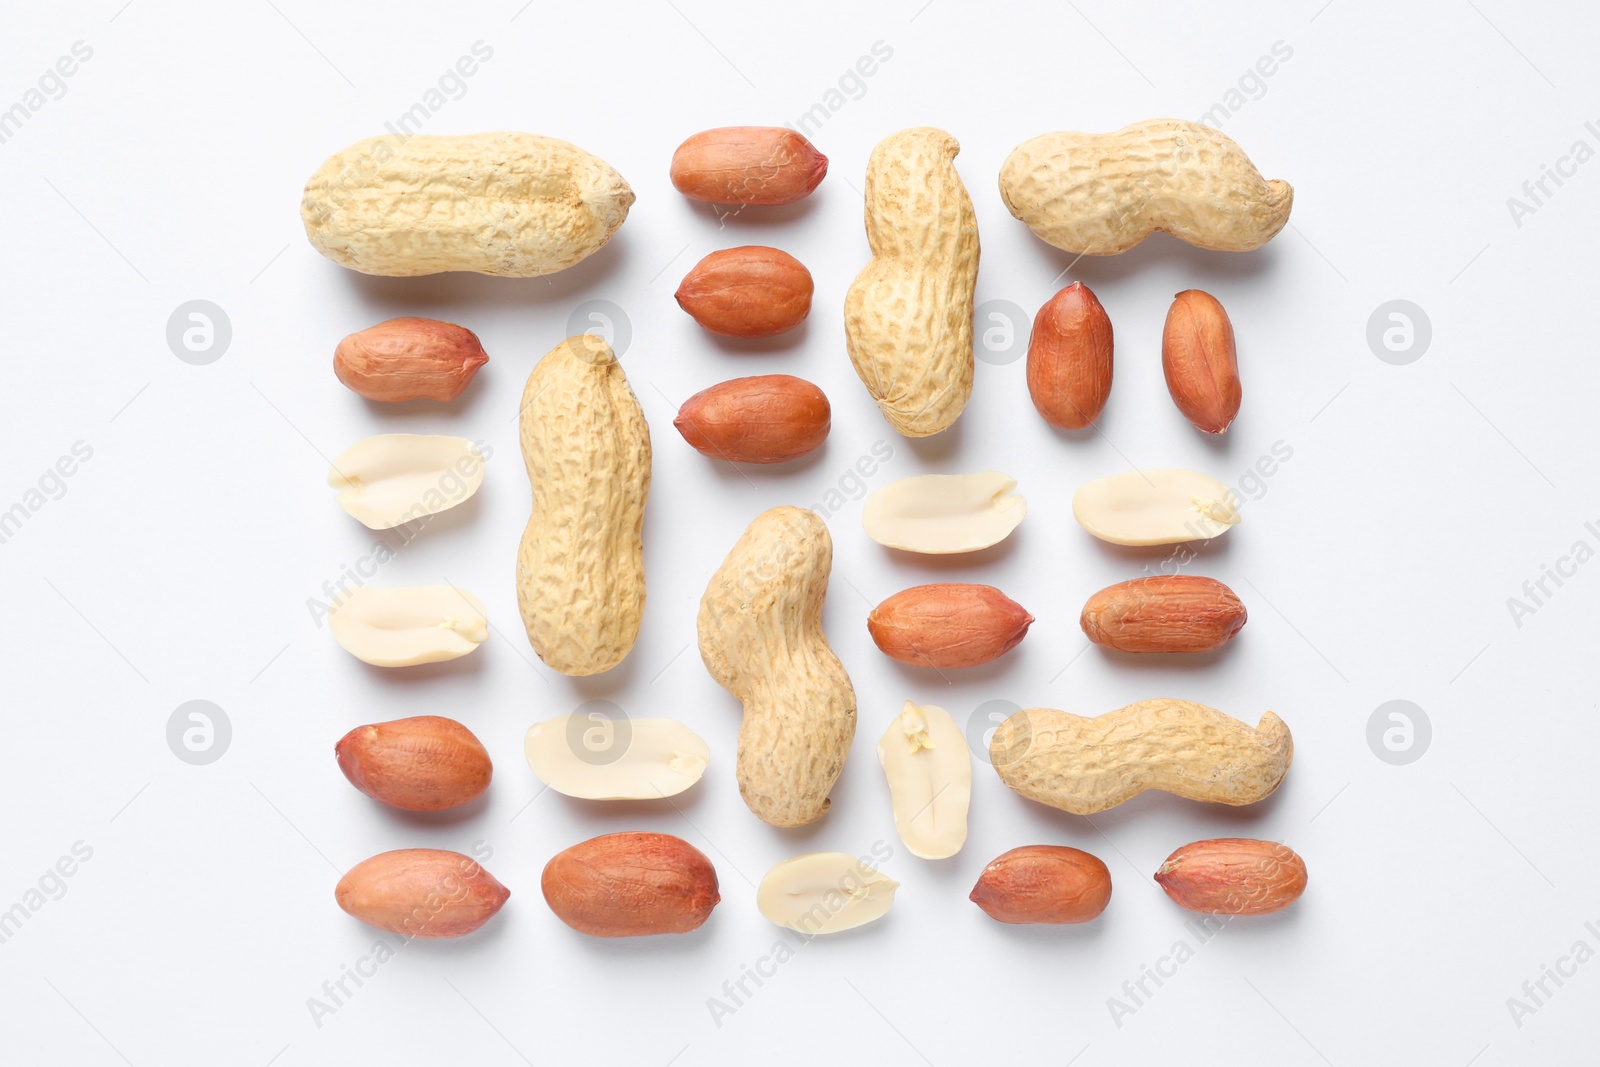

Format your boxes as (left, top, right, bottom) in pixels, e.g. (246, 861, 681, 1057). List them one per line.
(670, 127, 828, 206)
(334, 317, 488, 402)
(868, 584, 1033, 668)
(675, 247, 814, 337)
(970, 845, 1112, 924)
(1156, 838, 1307, 915)
(1080, 575, 1246, 653)
(335, 716, 492, 811)
(674, 375, 830, 464)
(542, 832, 719, 937)
(991, 699, 1292, 814)
(1027, 282, 1113, 430)
(336, 849, 508, 939)
(1163, 289, 1242, 434)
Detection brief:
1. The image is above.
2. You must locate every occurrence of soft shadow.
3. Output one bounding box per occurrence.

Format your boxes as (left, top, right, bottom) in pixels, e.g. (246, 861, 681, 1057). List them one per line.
(982, 917, 1108, 945)
(355, 649, 486, 686)
(557, 917, 723, 957)
(336, 236, 632, 315)
(358, 384, 491, 422)
(1042, 233, 1282, 287)
(903, 418, 964, 463)
(700, 443, 831, 485)
(882, 530, 1022, 573)
(375, 792, 490, 828)
(1091, 534, 1232, 567)
(567, 652, 642, 694)
(548, 785, 711, 825)
(1093, 644, 1242, 673)
(702, 318, 811, 355)
(690, 196, 826, 228)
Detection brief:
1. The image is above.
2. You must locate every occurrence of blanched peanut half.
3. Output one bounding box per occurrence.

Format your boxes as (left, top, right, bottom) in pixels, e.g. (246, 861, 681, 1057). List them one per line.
(524, 715, 710, 800)
(1072, 468, 1239, 546)
(876, 702, 971, 860)
(863, 471, 1026, 554)
(328, 434, 484, 530)
(330, 586, 488, 667)
(757, 852, 899, 935)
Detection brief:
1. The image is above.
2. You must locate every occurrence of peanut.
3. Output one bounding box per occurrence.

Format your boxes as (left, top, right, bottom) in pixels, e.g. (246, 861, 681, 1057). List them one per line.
(516, 334, 650, 676)
(990, 699, 1293, 814)
(757, 852, 898, 934)
(863, 471, 1026, 554)
(1080, 575, 1246, 653)
(867, 584, 1032, 668)
(844, 127, 979, 437)
(1072, 468, 1239, 546)
(335, 716, 491, 811)
(877, 702, 972, 859)
(327, 435, 485, 531)
(524, 715, 709, 800)
(542, 832, 719, 937)
(670, 127, 828, 206)
(673, 375, 830, 464)
(970, 845, 1111, 924)
(1155, 838, 1307, 915)
(1027, 282, 1113, 430)
(697, 507, 856, 827)
(334, 317, 488, 402)
(675, 246, 813, 337)
(999, 119, 1293, 255)
(1163, 289, 1241, 433)
(301, 132, 633, 276)
(328, 585, 488, 667)
(335, 849, 508, 938)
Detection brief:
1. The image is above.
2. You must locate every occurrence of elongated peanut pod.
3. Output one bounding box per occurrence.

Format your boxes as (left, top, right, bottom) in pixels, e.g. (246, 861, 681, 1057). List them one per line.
(999, 119, 1292, 255)
(516, 334, 650, 675)
(990, 699, 1292, 814)
(302, 132, 633, 277)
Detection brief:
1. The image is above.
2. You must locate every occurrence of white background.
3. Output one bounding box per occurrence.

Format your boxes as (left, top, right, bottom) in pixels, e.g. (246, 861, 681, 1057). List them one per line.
(2, 1, 1597, 1063)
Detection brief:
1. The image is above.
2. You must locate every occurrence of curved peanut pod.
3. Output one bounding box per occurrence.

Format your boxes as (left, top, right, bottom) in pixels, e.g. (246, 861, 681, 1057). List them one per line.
(990, 699, 1292, 814)
(302, 132, 633, 277)
(697, 507, 856, 827)
(844, 127, 979, 437)
(516, 334, 650, 675)
(999, 119, 1292, 255)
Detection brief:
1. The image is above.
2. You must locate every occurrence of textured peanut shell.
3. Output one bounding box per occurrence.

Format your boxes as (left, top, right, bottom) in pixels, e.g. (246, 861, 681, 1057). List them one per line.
(999, 119, 1292, 255)
(516, 334, 650, 676)
(301, 132, 633, 277)
(698, 507, 856, 827)
(844, 127, 979, 437)
(990, 699, 1292, 814)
